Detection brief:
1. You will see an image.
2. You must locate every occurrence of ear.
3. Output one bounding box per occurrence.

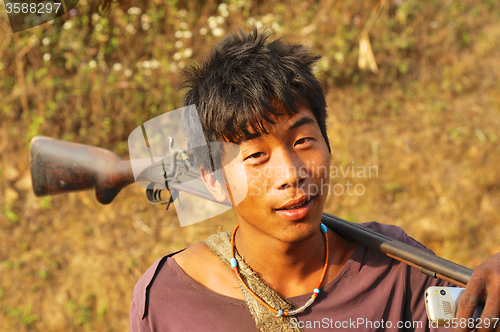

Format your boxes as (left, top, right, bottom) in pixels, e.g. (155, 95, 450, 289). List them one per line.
(200, 166, 228, 203)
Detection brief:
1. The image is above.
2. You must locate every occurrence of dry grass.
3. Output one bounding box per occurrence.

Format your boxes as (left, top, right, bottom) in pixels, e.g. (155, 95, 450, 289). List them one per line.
(1, 0, 499, 331)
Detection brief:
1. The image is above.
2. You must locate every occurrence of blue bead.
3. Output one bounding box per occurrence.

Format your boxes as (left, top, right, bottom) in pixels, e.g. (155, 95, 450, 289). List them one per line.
(278, 310, 283, 316)
(314, 288, 320, 294)
(320, 223, 328, 233)
(230, 258, 238, 268)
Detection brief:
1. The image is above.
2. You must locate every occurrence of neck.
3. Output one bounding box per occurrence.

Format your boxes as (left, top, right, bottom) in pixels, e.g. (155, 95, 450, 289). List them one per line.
(234, 223, 329, 298)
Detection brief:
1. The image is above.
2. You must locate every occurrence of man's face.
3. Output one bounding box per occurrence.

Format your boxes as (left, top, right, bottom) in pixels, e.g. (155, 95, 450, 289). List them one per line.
(221, 103, 331, 243)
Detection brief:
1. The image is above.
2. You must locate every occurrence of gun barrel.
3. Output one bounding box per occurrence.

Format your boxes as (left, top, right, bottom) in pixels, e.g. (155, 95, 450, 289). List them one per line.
(321, 213, 473, 286)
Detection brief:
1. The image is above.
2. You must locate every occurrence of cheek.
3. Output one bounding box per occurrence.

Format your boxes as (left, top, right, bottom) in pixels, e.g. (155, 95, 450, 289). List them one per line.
(301, 145, 331, 169)
(223, 163, 249, 206)
(244, 168, 267, 199)
(236, 166, 274, 209)
(317, 154, 331, 179)
(304, 150, 331, 196)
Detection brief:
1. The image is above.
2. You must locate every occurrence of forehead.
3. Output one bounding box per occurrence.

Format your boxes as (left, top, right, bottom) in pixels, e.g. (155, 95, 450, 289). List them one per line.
(243, 104, 319, 141)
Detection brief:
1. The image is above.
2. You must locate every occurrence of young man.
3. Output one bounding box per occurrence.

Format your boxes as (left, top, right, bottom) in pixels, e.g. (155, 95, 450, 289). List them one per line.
(130, 29, 500, 332)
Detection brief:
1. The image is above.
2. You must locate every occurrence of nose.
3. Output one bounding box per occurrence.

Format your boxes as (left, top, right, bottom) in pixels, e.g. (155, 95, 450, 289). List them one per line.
(273, 147, 307, 191)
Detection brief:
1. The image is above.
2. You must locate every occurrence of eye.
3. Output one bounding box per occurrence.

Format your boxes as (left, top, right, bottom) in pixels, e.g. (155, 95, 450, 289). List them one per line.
(295, 137, 312, 146)
(245, 152, 264, 160)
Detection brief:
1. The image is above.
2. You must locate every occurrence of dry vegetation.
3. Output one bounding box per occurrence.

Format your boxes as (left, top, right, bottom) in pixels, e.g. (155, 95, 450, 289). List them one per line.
(1, 0, 500, 331)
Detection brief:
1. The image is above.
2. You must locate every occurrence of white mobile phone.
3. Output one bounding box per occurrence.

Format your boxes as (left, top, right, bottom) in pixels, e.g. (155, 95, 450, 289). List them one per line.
(425, 286, 483, 326)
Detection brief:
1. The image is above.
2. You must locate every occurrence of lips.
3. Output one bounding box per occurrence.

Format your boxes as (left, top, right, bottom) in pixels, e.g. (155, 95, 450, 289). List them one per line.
(276, 196, 311, 210)
(274, 195, 315, 221)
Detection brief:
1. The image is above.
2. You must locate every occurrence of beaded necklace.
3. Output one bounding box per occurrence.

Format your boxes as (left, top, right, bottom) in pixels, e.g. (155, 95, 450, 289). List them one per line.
(230, 223, 329, 317)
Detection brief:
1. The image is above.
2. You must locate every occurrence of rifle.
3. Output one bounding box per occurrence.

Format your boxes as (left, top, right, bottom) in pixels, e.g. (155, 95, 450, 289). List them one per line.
(30, 135, 473, 287)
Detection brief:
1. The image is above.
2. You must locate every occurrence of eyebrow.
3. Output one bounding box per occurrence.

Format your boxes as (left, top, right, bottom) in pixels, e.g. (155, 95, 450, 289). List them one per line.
(242, 116, 316, 142)
(289, 116, 316, 130)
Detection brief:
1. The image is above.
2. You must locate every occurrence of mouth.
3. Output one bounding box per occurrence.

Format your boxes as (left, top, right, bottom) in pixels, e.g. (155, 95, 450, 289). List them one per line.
(274, 196, 315, 220)
(276, 196, 312, 210)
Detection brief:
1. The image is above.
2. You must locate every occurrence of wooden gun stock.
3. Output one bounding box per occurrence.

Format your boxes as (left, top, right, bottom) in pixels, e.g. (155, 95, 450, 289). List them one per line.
(30, 136, 135, 204)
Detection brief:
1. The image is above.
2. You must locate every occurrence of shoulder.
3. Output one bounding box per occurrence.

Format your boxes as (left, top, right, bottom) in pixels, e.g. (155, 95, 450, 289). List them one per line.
(173, 242, 243, 299)
(130, 242, 242, 319)
(172, 241, 219, 272)
(360, 221, 434, 253)
(130, 243, 216, 318)
(131, 251, 181, 322)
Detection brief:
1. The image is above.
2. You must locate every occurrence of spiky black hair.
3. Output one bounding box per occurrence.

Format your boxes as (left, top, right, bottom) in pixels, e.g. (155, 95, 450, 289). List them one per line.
(180, 28, 330, 173)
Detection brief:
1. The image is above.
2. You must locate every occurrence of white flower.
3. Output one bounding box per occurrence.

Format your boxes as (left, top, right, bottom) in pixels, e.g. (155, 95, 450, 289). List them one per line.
(142, 23, 150, 30)
(126, 24, 136, 34)
(180, 22, 188, 29)
(173, 52, 182, 61)
(183, 48, 192, 58)
(208, 16, 217, 25)
(89, 60, 97, 68)
(262, 13, 275, 23)
(220, 9, 229, 18)
(175, 30, 183, 38)
(29, 36, 38, 47)
(141, 14, 150, 23)
(113, 63, 123, 71)
(150, 59, 160, 69)
(218, 3, 228, 12)
(43, 53, 51, 61)
(63, 21, 73, 30)
(95, 23, 103, 31)
(142, 60, 151, 69)
(175, 41, 183, 49)
(127, 7, 141, 15)
(92, 13, 101, 21)
(124, 69, 132, 77)
(183, 31, 192, 39)
(200, 27, 207, 35)
(208, 20, 218, 29)
(334, 52, 344, 63)
(216, 16, 224, 25)
(212, 27, 224, 37)
(176, 9, 187, 18)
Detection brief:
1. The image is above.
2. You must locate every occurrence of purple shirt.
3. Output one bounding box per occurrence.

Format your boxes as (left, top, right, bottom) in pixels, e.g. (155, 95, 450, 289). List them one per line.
(130, 222, 452, 331)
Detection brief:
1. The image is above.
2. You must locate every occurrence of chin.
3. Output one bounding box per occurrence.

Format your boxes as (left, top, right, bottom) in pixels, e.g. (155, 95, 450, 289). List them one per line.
(278, 221, 321, 244)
